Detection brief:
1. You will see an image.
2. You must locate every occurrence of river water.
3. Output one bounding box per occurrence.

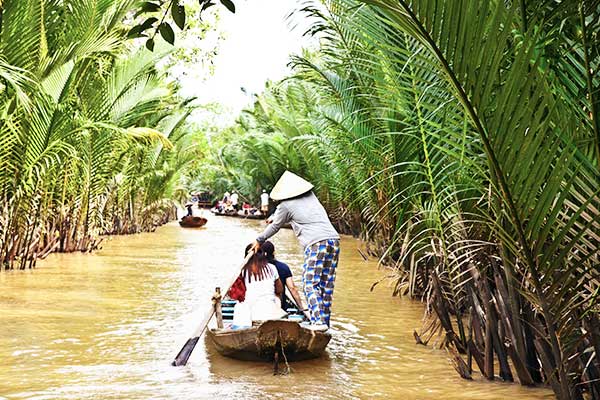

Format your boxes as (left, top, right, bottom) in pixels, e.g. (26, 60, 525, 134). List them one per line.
(0, 216, 552, 399)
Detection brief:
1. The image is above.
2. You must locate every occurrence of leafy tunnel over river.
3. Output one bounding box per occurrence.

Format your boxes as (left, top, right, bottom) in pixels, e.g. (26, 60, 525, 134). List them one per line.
(2, 0, 600, 398)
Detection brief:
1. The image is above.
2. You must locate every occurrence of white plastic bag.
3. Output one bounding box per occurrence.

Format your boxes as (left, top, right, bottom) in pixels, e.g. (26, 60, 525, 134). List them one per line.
(232, 302, 252, 329)
(251, 298, 287, 321)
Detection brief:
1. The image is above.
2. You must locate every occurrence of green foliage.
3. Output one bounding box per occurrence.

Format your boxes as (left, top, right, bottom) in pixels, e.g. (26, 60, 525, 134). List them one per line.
(200, 0, 600, 398)
(220, 0, 236, 14)
(0, 0, 201, 267)
(171, 1, 186, 30)
(131, 0, 236, 52)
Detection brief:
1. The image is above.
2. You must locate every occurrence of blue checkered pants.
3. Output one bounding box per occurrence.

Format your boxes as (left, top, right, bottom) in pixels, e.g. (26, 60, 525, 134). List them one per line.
(302, 239, 340, 326)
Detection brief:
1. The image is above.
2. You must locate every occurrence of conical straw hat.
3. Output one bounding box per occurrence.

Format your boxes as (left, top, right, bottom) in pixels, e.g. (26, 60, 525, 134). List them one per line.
(270, 171, 314, 201)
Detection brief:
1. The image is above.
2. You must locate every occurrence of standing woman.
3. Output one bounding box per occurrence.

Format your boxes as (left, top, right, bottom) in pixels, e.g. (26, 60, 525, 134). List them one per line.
(252, 171, 340, 331)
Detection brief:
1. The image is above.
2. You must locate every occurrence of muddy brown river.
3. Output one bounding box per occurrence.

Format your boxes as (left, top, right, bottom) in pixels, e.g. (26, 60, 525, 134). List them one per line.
(0, 216, 553, 399)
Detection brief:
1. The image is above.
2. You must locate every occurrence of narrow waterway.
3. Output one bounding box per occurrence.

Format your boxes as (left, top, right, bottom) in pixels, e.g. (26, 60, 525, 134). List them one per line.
(0, 216, 552, 399)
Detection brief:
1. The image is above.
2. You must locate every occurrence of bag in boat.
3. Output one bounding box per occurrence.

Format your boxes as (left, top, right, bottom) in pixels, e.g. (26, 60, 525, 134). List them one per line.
(228, 275, 246, 302)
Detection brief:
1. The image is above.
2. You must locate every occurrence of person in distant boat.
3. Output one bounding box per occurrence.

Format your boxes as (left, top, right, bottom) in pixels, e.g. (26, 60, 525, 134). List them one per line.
(261, 240, 306, 314)
(230, 191, 239, 211)
(185, 203, 193, 217)
(222, 191, 230, 204)
(232, 244, 287, 329)
(260, 189, 269, 214)
(242, 202, 251, 215)
(249, 207, 260, 216)
(252, 171, 340, 331)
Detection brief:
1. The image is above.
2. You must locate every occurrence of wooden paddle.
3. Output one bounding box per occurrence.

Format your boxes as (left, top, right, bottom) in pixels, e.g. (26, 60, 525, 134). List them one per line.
(171, 251, 254, 366)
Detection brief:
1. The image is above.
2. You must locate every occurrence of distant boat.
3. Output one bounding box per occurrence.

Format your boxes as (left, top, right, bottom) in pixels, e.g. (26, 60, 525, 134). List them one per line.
(210, 208, 237, 217)
(210, 208, 266, 220)
(178, 216, 207, 228)
(237, 210, 266, 220)
(192, 191, 213, 209)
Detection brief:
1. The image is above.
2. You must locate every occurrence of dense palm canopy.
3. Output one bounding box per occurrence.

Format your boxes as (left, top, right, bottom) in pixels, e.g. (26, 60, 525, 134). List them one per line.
(1, 0, 599, 398)
(0, 0, 201, 268)
(202, 1, 600, 398)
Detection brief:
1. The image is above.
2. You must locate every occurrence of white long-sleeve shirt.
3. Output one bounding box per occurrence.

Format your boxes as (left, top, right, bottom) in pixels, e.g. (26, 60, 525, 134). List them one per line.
(260, 192, 269, 207)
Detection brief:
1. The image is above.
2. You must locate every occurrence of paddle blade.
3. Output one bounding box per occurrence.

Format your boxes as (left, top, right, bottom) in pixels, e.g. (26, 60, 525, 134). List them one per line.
(171, 336, 200, 366)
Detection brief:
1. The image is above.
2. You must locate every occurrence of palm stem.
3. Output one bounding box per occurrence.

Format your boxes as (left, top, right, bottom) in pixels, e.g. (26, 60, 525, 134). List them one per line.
(519, 0, 528, 32)
(579, 1, 600, 170)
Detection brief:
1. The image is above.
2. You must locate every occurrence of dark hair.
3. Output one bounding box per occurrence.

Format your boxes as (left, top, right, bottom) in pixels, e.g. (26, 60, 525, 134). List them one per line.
(242, 243, 272, 282)
(261, 240, 276, 262)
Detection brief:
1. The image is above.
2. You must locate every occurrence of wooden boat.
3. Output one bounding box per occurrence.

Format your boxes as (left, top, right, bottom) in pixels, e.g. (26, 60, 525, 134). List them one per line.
(237, 210, 266, 220)
(207, 319, 331, 362)
(210, 208, 237, 217)
(210, 208, 266, 220)
(178, 215, 207, 228)
(192, 191, 213, 209)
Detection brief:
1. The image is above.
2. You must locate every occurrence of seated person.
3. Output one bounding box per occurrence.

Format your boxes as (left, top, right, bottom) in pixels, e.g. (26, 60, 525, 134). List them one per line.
(224, 202, 235, 214)
(232, 244, 287, 328)
(261, 241, 307, 314)
(249, 207, 260, 215)
(241, 202, 251, 215)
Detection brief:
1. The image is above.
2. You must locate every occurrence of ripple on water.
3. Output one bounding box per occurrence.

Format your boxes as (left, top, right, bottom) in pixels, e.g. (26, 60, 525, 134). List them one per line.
(0, 218, 554, 400)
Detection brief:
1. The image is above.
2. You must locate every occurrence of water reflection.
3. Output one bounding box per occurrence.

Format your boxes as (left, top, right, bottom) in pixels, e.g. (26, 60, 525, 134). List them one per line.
(0, 217, 552, 399)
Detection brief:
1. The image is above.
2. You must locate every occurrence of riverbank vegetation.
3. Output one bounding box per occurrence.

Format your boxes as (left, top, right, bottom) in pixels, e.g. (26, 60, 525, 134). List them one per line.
(200, 1, 600, 398)
(0, 0, 206, 268)
(2, 0, 599, 398)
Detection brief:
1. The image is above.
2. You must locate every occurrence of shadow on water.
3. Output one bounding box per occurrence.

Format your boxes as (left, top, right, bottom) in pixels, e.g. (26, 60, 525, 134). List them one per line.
(0, 217, 553, 399)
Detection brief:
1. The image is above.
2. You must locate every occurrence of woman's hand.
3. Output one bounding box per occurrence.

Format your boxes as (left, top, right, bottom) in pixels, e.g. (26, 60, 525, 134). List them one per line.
(251, 240, 261, 253)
